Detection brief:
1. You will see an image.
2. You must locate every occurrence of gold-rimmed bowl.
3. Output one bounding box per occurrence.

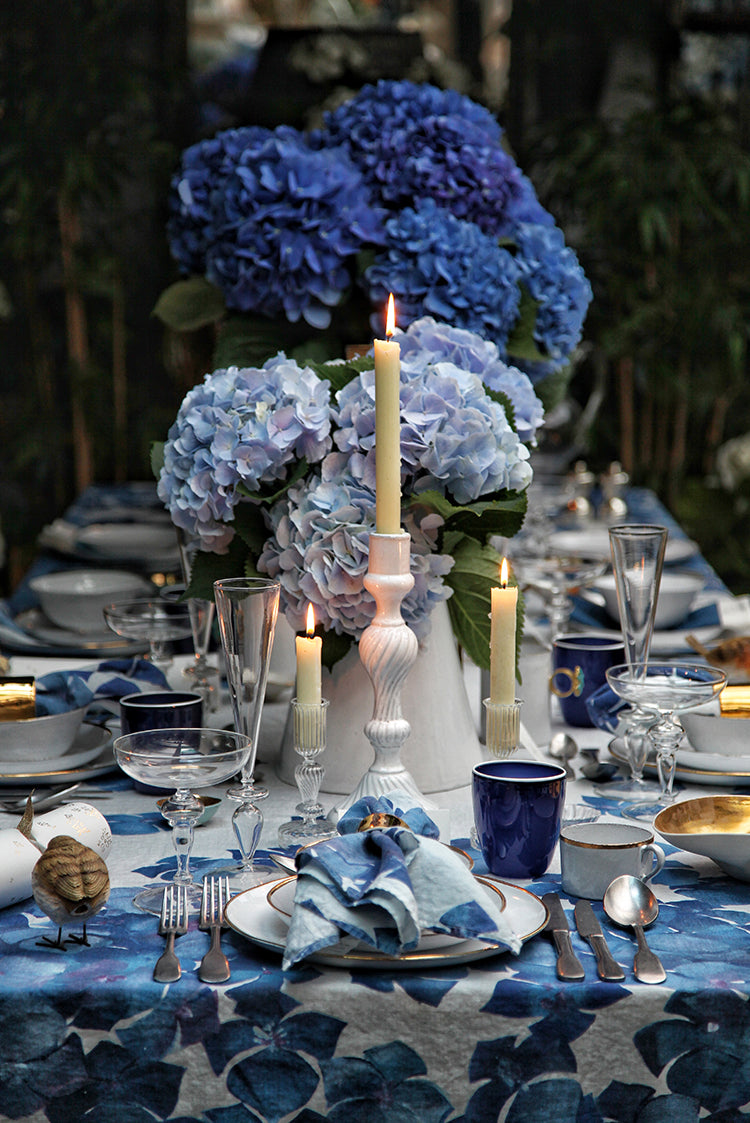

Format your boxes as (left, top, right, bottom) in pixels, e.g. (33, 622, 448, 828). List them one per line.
(655, 795, 750, 881)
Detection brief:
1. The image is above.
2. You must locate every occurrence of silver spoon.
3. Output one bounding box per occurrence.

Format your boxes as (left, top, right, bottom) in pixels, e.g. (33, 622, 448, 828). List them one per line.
(603, 875, 666, 984)
(548, 732, 578, 777)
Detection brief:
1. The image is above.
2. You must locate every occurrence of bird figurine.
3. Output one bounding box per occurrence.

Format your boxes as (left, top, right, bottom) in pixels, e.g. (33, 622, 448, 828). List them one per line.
(31, 835, 110, 949)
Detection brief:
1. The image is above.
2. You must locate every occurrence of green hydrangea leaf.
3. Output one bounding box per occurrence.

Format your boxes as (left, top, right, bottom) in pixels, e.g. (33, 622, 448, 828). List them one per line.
(152, 277, 226, 332)
(445, 536, 524, 674)
(406, 489, 527, 544)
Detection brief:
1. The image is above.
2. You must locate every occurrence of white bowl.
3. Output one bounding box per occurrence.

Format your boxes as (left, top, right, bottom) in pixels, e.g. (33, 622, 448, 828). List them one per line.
(30, 569, 151, 634)
(592, 568, 705, 630)
(655, 795, 750, 881)
(681, 711, 750, 757)
(0, 706, 88, 762)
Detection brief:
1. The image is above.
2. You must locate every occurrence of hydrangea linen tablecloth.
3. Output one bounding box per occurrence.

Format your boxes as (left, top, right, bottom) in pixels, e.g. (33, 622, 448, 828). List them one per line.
(1, 707, 750, 1123)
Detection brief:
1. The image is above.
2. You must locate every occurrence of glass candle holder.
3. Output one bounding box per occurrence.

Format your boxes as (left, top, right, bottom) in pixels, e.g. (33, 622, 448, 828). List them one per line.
(278, 699, 336, 847)
(483, 699, 523, 759)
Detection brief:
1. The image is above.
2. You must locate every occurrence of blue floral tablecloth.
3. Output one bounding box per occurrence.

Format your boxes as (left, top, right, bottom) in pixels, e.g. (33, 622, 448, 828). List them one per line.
(1, 745, 750, 1123)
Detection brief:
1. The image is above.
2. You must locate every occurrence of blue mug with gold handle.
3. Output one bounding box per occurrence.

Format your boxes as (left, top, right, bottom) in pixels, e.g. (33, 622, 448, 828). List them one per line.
(549, 634, 625, 727)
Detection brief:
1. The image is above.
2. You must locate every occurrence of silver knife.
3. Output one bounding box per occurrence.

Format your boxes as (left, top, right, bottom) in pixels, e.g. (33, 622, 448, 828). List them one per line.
(542, 893, 584, 981)
(574, 900, 625, 981)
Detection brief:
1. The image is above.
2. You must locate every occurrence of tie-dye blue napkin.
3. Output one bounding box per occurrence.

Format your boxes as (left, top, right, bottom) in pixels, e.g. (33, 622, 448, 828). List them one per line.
(34, 658, 168, 716)
(281, 793, 521, 969)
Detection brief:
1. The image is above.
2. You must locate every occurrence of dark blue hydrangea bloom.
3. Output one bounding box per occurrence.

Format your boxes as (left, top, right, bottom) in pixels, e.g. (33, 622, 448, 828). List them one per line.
(364, 199, 522, 350)
(205, 130, 385, 328)
(318, 79, 504, 173)
(512, 223, 594, 369)
(167, 126, 272, 276)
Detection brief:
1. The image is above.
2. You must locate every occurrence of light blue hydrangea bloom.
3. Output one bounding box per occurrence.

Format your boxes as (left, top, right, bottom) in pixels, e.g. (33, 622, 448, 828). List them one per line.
(396, 317, 545, 446)
(157, 356, 332, 551)
(258, 453, 453, 642)
(334, 360, 532, 507)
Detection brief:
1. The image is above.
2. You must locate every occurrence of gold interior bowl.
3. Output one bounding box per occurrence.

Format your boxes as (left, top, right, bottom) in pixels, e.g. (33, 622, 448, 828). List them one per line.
(655, 795, 750, 881)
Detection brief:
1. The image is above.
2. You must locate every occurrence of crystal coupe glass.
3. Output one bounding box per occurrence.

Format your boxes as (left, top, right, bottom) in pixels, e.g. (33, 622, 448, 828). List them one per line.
(104, 597, 193, 675)
(606, 662, 727, 820)
(113, 727, 252, 915)
(213, 577, 280, 889)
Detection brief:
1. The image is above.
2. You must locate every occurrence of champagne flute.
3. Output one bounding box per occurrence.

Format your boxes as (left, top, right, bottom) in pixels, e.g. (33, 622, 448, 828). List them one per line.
(212, 577, 280, 889)
(605, 524, 667, 797)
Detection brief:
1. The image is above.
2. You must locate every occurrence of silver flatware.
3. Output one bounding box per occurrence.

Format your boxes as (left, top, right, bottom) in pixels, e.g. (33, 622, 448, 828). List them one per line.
(542, 893, 584, 981)
(0, 783, 84, 815)
(198, 875, 231, 984)
(154, 884, 188, 983)
(574, 899, 625, 981)
(603, 875, 666, 984)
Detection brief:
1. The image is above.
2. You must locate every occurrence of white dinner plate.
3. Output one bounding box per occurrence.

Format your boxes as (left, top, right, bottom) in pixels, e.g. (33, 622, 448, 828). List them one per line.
(551, 528, 698, 565)
(225, 876, 547, 970)
(676, 745, 750, 775)
(582, 622, 722, 656)
(609, 738, 750, 788)
(0, 738, 116, 786)
(13, 608, 147, 657)
(0, 723, 112, 776)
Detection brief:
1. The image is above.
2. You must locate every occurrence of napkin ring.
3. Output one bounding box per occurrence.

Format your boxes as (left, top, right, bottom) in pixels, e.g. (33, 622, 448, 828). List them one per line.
(357, 812, 411, 832)
(0, 677, 36, 721)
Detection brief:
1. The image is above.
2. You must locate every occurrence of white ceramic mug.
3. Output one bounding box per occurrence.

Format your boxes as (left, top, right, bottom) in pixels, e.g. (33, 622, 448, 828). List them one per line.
(559, 821, 665, 899)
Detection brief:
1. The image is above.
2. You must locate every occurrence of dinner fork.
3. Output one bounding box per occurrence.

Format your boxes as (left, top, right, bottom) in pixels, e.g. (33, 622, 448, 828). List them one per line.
(154, 884, 188, 983)
(198, 875, 231, 984)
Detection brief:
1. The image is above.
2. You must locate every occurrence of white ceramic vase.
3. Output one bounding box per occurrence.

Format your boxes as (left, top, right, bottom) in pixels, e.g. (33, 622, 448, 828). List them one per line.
(276, 601, 483, 795)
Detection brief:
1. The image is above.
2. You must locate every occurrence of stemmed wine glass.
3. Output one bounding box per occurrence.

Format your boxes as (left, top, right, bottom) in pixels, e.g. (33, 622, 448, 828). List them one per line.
(606, 662, 727, 820)
(175, 527, 220, 711)
(509, 552, 607, 638)
(104, 597, 193, 676)
(212, 577, 280, 889)
(603, 524, 667, 797)
(113, 727, 252, 915)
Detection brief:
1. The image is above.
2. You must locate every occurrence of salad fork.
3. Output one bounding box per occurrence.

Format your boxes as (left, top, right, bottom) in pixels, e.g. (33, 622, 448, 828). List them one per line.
(154, 884, 188, 983)
(198, 875, 231, 983)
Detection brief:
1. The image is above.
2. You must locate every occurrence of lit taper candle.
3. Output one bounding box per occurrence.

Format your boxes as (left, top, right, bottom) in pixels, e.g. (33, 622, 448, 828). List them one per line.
(373, 293, 401, 534)
(295, 604, 322, 706)
(490, 558, 518, 704)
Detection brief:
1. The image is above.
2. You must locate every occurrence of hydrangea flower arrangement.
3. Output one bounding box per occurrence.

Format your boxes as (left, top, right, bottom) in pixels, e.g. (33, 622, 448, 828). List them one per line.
(157, 79, 592, 395)
(157, 317, 541, 667)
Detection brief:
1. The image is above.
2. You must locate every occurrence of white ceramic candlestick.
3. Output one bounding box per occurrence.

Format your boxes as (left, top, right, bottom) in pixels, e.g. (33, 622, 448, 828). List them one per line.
(335, 532, 434, 815)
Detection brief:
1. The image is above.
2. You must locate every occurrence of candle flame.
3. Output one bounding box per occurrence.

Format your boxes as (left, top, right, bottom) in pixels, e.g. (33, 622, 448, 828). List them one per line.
(305, 603, 315, 637)
(385, 293, 396, 338)
(500, 558, 509, 588)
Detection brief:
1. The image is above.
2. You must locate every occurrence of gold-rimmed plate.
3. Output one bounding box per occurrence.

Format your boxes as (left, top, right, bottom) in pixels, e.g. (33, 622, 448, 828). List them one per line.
(224, 876, 546, 970)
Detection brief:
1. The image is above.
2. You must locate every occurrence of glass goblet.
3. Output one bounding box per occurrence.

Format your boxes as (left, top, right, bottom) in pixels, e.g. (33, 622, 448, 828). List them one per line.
(160, 584, 219, 712)
(104, 597, 193, 675)
(606, 662, 727, 821)
(213, 577, 280, 889)
(509, 552, 607, 639)
(113, 727, 252, 915)
(605, 524, 668, 797)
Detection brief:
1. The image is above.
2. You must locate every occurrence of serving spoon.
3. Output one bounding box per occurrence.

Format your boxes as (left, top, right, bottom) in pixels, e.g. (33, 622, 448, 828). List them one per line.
(603, 874, 666, 984)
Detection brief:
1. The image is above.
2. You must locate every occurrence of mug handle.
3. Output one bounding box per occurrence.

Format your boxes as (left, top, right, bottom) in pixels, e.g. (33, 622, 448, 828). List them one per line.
(641, 843, 666, 882)
(549, 666, 584, 700)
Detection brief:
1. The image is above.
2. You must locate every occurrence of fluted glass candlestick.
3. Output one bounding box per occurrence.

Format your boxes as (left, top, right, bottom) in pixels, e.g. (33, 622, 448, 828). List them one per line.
(483, 699, 522, 759)
(336, 532, 433, 816)
(278, 698, 336, 846)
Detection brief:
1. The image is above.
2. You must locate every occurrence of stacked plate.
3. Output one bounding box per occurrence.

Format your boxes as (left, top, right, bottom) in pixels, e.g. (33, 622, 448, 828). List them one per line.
(225, 875, 548, 970)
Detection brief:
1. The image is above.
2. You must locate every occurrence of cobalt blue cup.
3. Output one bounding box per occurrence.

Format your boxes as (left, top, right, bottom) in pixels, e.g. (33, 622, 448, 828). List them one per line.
(472, 759, 567, 879)
(120, 691, 203, 735)
(120, 691, 204, 793)
(549, 633, 625, 727)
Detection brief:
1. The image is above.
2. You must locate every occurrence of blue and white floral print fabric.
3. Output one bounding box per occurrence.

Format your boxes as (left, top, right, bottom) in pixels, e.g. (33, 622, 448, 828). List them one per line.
(33, 658, 168, 715)
(282, 793, 521, 968)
